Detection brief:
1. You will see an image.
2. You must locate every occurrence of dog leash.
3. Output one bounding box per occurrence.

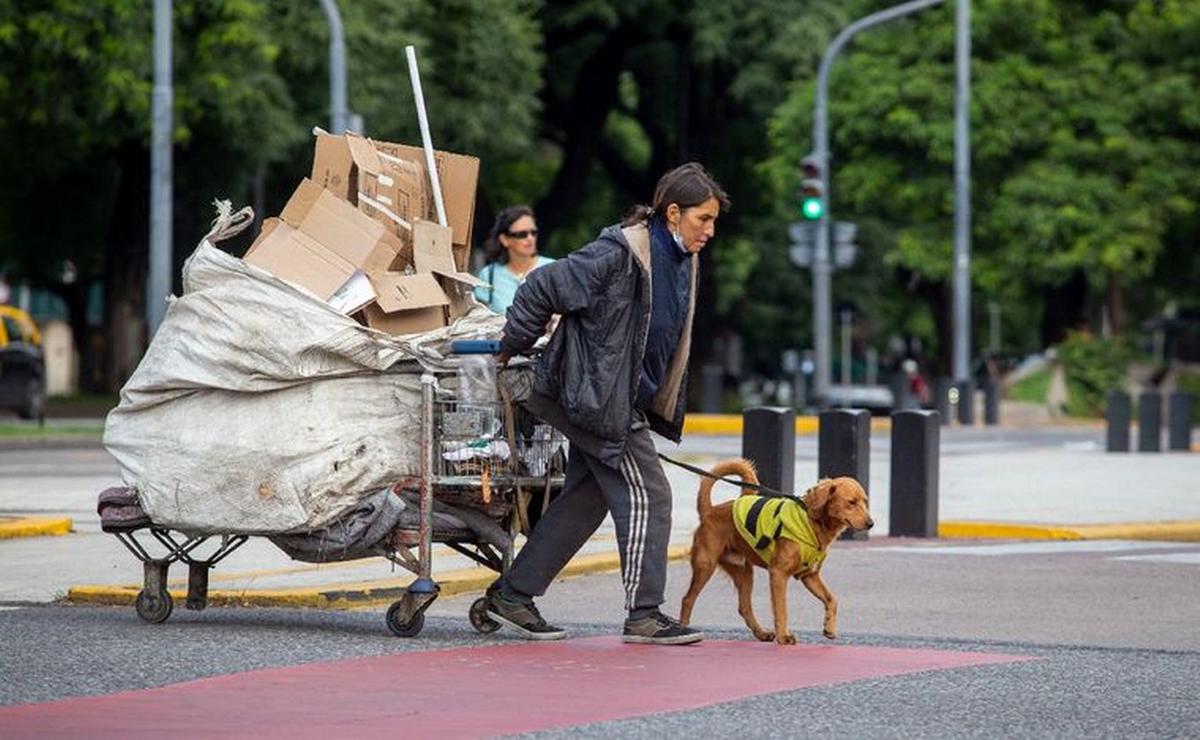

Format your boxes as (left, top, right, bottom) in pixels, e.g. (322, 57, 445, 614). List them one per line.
(656, 453, 807, 510)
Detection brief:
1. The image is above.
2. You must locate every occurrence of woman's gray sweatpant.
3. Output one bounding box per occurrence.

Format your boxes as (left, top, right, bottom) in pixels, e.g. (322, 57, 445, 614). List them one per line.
(500, 422, 671, 617)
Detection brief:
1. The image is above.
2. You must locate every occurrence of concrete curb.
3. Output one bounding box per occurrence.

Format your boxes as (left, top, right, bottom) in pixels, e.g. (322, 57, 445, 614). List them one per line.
(682, 414, 891, 436)
(0, 516, 73, 539)
(65, 545, 693, 610)
(939, 520, 1200, 542)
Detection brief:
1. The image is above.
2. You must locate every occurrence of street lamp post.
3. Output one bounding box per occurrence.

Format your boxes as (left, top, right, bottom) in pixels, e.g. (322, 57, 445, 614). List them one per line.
(147, 0, 172, 337)
(952, 0, 972, 384)
(809, 0, 945, 403)
(318, 0, 348, 134)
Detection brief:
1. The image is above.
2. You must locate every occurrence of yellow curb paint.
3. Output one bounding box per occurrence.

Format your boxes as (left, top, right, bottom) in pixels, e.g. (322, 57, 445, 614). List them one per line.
(938, 521, 1083, 540)
(682, 414, 889, 436)
(65, 545, 697, 611)
(0, 517, 72, 539)
(939, 520, 1200, 543)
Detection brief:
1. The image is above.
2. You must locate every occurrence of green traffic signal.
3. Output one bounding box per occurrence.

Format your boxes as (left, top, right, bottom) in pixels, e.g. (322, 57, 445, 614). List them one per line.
(802, 196, 824, 221)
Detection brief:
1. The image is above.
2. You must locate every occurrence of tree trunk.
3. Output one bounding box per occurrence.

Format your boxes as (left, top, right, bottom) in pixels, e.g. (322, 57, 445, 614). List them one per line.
(534, 27, 643, 243)
(101, 141, 151, 393)
(1040, 270, 1088, 348)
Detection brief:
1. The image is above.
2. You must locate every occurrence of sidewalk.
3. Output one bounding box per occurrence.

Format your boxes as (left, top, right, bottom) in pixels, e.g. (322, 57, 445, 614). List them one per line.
(49, 426, 1199, 611)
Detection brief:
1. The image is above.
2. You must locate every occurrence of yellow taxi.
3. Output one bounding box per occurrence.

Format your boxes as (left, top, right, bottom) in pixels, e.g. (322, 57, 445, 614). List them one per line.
(0, 305, 45, 420)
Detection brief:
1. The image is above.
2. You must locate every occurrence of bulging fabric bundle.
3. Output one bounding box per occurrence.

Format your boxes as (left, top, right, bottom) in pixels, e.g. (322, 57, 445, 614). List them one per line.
(103, 202, 503, 534)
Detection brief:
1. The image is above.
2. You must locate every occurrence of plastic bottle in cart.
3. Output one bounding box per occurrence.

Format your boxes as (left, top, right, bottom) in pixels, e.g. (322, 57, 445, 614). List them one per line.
(457, 353, 497, 404)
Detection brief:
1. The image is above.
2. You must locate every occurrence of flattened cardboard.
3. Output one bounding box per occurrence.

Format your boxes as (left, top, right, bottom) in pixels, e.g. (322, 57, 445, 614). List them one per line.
(363, 303, 445, 336)
(412, 220, 457, 275)
(365, 271, 450, 336)
(312, 131, 422, 241)
(244, 220, 359, 302)
(370, 272, 448, 313)
(372, 140, 479, 267)
(282, 179, 400, 276)
(412, 220, 486, 294)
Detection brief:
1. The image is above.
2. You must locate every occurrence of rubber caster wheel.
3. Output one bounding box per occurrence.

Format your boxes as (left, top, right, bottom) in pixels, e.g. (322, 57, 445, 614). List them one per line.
(386, 600, 425, 637)
(469, 597, 500, 634)
(135, 588, 173, 624)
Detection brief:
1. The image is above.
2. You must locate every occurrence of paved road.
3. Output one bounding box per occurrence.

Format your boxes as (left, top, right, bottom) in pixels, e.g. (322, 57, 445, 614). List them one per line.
(3, 428, 1199, 736)
(3, 537, 1199, 736)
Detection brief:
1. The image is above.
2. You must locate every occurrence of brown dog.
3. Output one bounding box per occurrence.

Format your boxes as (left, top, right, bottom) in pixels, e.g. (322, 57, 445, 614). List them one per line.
(679, 459, 873, 645)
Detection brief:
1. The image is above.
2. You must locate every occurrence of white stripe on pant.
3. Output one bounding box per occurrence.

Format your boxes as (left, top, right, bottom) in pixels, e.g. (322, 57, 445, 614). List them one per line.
(499, 424, 673, 616)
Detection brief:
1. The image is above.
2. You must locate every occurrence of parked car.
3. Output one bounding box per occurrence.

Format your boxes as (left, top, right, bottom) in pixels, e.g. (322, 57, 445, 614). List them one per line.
(0, 306, 45, 420)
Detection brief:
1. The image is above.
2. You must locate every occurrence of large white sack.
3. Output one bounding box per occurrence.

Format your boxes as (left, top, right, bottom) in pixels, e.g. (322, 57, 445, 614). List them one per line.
(103, 202, 503, 534)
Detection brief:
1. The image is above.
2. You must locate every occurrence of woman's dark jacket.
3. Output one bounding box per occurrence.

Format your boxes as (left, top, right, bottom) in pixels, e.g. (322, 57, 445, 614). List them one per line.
(498, 221, 697, 468)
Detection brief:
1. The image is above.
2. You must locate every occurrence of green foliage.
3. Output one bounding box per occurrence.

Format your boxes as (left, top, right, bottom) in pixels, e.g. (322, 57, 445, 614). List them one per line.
(1006, 366, 1051, 405)
(762, 0, 1200, 366)
(1057, 332, 1134, 417)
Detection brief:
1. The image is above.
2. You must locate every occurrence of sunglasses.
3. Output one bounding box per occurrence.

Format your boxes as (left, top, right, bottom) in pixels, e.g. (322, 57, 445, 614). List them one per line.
(505, 229, 538, 239)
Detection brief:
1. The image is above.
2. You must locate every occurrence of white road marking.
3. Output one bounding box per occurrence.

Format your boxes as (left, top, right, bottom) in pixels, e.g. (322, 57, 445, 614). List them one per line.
(874, 540, 1186, 556)
(1112, 552, 1200, 565)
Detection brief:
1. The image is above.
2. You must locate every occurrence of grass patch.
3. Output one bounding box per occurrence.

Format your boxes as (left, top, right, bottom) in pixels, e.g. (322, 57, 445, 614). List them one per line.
(1006, 365, 1051, 404)
(0, 424, 102, 438)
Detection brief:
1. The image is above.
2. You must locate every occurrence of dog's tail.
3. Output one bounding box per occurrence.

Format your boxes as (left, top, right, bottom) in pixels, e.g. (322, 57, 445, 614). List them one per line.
(697, 459, 760, 516)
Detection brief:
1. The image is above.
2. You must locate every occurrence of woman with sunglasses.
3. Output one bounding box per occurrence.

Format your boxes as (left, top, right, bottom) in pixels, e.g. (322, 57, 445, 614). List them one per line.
(474, 206, 554, 314)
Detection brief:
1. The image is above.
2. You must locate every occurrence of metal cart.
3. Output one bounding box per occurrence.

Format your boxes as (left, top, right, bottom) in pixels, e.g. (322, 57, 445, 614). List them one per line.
(102, 360, 567, 638)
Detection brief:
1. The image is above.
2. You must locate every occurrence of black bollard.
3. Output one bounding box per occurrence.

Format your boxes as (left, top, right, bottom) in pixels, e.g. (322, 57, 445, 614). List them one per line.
(935, 377, 954, 426)
(741, 407, 795, 496)
(983, 379, 1000, 425)
(1106, 390, 1131, 452)
(1138, 391, 1162, 452)
(818, 408, 871, 541)
(889, 410, 940, 537)
(700, 364, 724, 413)
(1168, 392, 1195, 452)
(957, 379, 975, 426)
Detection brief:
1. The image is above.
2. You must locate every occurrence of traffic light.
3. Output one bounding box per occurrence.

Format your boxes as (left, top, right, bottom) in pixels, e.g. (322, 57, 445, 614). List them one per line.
(800, 155, 824, 221)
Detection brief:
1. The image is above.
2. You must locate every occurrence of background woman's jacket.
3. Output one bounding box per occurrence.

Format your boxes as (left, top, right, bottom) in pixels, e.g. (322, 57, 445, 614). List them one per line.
(499, 221, 697, 468)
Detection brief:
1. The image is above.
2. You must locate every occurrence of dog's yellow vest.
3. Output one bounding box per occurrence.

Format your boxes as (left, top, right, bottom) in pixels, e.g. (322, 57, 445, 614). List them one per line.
(732, 495, 826, 573)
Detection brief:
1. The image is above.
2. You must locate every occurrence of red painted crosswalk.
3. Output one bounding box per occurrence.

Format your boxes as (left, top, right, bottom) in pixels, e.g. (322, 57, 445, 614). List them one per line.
(0, 637, 1029, 737)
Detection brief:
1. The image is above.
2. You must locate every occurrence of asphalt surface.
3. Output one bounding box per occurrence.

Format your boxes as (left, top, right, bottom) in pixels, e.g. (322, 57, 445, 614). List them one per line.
(2, 425, 1199, 736)
(3, 536, 1200, 736)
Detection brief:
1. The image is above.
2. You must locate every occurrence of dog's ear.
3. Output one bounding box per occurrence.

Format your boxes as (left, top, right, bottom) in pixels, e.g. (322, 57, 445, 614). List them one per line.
(804, 479, 834, 518)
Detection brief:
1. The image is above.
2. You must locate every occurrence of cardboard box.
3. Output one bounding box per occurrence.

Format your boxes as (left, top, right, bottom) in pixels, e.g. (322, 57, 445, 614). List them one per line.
(244, 179, 402, 312)
(311, 131, 424, 241)
(365, 272, 450, 336)
(369, 141, 479, 271)
(279, 178, 402, 275)
(245, 218, 361, 304)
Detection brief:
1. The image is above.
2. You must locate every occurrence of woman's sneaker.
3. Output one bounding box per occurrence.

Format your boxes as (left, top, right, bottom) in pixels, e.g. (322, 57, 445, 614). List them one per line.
(485, 590, 568, 641)
(622, 610, 704, 645)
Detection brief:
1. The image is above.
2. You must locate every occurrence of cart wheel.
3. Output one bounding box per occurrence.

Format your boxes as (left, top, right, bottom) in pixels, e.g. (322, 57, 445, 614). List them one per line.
(386, 600, 425, 638)
(469, 597, 500, 634)
(135, 588, 173, 624)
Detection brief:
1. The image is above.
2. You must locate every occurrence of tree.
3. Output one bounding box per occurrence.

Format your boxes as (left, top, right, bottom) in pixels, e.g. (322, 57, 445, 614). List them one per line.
(0, 0, 543, 392)
(762, 0, 1200, 373)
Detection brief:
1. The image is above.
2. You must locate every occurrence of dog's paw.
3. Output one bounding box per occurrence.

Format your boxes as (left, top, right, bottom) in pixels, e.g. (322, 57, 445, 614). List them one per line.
(753, 630, 775, 642)
(823, 629, 838, 640)
(776, 632, 797, 646)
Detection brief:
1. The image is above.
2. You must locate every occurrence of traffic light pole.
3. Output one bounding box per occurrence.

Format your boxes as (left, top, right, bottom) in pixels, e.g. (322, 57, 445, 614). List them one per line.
(810, 0, 945, 403)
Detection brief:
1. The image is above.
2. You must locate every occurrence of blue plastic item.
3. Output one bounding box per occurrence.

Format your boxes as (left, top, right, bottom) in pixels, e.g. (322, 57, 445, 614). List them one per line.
(449, 339, 502, 355)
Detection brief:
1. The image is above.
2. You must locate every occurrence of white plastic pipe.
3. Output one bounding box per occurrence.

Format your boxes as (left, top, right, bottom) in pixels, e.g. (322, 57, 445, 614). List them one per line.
(405, 45, 448, 228)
